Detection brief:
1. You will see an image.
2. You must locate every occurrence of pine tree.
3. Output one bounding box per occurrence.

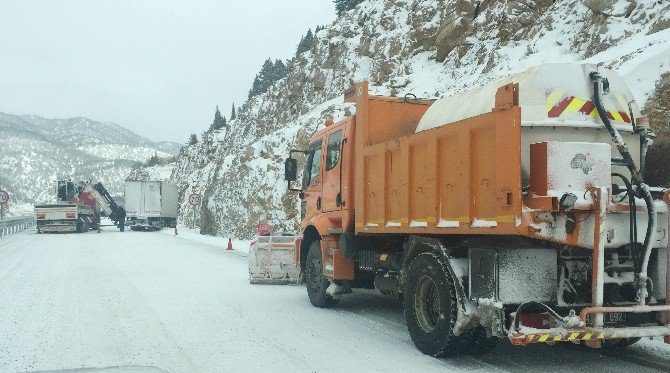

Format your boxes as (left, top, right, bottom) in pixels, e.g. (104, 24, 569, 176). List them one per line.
(274, 59, 289, 81)
(146, 152, 160, 167)
(212, 106, 225, 130)
(295, 29, 314, 56)
(230, 103, 236, 121)
(248, 58, 291, 99)
(248, 74, 262, 99)
(258, 58, 275, 92)
(189, 133, 198, 145)
(334, 0, 363, 16)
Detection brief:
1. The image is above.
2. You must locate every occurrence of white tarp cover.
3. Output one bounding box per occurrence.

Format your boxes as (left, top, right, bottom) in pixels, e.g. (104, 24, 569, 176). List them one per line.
(416, 63, 641, 133)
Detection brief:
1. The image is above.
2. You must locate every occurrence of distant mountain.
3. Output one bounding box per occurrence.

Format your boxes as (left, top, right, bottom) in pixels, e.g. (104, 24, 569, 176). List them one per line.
(0, 112, 182, 203)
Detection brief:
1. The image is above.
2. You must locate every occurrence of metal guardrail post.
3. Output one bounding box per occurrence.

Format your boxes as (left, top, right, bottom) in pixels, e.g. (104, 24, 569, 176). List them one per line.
(0, 216, 36, 238)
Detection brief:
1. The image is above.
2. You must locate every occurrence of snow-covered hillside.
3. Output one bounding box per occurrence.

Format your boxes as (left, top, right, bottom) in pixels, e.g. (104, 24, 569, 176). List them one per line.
(172, 0, 670, 238)
(0, 113, 182, 203)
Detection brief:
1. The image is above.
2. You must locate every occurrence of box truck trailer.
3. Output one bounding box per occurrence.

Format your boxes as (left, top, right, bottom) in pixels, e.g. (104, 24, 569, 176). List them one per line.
(124, 180, 178, 231)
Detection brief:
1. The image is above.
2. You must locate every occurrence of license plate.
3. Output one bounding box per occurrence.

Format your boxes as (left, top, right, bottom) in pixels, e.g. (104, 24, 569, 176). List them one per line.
(44, 225, 75, 232)
(585, 312, 627, 324)
(606, 312, 627, 323)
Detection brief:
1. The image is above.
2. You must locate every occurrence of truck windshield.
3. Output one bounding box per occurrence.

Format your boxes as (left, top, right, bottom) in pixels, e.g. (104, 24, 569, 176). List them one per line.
(303, 140, 322, 189)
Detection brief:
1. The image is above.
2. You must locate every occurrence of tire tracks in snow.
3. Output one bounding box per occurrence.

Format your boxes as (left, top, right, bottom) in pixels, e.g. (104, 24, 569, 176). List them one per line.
(93, 241, 202, 373)
(2, 231, 667, 372)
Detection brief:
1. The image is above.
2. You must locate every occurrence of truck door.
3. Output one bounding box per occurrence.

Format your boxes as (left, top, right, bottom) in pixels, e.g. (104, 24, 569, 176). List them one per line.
(321, 129, 343, 212)
(302, 139, 323, 222)
(145, 182, 161, 216)
(139, 182, 147, 216)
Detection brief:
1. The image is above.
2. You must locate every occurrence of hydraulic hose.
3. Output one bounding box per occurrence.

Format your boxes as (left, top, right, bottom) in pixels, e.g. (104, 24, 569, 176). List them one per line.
(590, 71, 656, 304)
(612, 173, 637, 245)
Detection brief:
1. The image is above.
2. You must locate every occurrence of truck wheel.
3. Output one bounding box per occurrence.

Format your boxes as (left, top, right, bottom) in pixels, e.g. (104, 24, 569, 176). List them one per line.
(461, 326, 499, 355)
(305, 240, 339, 308)
(403, 252, 461, 357)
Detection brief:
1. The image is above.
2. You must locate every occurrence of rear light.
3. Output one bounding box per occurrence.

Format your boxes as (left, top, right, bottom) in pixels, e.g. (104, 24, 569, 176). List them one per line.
(36, 213, 46, 220)
(66, 212, 76, 219)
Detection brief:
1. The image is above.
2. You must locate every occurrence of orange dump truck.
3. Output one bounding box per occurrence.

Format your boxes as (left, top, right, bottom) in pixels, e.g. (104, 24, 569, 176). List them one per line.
(284, 63, 670, 356)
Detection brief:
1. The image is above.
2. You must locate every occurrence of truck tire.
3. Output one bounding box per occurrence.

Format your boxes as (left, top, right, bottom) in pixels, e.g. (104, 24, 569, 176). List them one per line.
(403, 252, 462, 357)
(461, 326, 499, 355)
(305, 240, 339, 308)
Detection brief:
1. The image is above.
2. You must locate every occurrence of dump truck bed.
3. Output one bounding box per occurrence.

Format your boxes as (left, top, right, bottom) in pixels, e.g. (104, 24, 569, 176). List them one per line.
(354, 84, 522, 236)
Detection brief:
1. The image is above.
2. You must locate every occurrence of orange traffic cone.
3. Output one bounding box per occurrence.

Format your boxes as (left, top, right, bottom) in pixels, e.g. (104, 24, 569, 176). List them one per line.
(227, 238, 233, 251)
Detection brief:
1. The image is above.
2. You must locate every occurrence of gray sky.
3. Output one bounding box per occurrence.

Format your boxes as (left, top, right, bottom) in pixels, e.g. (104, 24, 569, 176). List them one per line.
(0, 0, 335, 143)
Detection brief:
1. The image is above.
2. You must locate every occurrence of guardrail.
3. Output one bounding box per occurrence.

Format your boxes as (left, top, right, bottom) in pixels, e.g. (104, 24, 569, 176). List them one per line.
(0, 216, 36, 237)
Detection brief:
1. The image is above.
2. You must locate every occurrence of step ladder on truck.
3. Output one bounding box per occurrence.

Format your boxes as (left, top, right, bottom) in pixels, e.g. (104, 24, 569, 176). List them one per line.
(281, 63, 670, 355)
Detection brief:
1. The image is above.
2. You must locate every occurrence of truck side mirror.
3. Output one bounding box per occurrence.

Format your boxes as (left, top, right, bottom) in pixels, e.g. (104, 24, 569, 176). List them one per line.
(285, 158, 298, 181)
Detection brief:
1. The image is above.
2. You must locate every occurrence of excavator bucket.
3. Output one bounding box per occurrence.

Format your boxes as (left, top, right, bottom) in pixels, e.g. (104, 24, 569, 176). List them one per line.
(248, 235, 301, 284)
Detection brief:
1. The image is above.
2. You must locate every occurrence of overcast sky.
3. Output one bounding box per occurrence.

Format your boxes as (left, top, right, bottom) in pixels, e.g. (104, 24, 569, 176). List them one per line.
(0, 0, 335, 143)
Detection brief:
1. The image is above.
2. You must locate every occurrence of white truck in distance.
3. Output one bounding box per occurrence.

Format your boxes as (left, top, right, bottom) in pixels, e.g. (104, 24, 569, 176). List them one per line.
(124, 180, 178, 231)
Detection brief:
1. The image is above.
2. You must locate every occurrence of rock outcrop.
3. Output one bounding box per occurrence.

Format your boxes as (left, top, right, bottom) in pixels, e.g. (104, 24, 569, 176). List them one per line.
(172, 0, 670, 238)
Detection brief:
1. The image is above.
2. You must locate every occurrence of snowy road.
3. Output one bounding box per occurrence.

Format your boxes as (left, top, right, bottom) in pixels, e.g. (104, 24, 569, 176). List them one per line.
(1, 229, 669, 372)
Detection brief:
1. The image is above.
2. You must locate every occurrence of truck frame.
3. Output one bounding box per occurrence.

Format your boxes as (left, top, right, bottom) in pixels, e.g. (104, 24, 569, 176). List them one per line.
(284, 64, 670, 355)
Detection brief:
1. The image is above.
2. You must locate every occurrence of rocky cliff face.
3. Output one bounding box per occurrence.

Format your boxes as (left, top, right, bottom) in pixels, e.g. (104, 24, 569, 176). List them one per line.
(172, 0, 670, 238)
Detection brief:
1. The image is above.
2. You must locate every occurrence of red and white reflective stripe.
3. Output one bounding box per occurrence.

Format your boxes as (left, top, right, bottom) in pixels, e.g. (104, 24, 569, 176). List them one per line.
(547, 93, 631, 123)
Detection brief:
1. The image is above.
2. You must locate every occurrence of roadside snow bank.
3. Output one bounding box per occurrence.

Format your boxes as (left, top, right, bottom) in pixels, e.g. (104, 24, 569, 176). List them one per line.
(161, 228, 251, 255)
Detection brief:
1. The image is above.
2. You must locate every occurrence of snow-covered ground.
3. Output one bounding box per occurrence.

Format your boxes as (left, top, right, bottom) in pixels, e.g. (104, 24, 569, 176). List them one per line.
(165, 226, 252, 255)
(0, 229, 669, 372)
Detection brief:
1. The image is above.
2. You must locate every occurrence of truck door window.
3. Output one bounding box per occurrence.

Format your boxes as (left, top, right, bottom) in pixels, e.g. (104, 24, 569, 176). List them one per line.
(326, 130, 342, 171)
(303, 140, 323, 189)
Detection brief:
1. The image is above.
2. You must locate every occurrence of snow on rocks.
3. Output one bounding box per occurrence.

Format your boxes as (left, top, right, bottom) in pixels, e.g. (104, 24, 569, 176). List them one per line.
(171, 0, 670, 238)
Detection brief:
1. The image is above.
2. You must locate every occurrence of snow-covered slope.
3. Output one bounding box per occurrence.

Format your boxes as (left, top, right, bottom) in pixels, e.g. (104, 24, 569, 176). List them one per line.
(0, 112, 182, 203)
(172, 0, 670, 238)
(126, 163, 176, 182)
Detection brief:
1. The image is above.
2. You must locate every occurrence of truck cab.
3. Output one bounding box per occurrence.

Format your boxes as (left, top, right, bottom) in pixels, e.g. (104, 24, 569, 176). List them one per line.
(287, 117, 356, 283)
